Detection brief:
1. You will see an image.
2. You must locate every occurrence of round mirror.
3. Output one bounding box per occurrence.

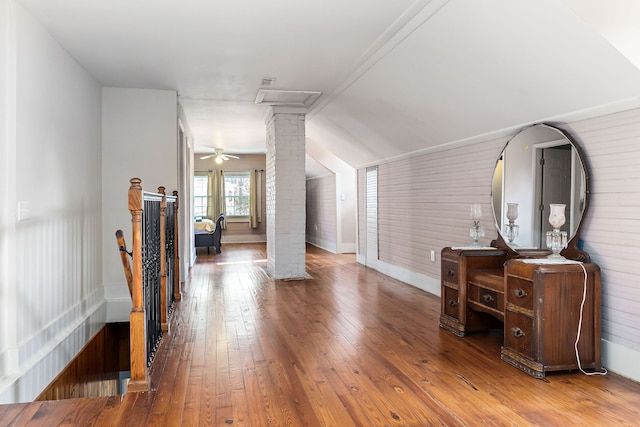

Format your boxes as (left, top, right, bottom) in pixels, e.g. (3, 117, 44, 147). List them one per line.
(491, 123, 588, 252)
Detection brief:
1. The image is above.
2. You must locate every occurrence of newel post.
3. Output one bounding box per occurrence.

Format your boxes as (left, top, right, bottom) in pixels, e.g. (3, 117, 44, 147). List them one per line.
(173, 190, 181, 301)
(158, 187, 169, 331)
(128, 178, 149, 392)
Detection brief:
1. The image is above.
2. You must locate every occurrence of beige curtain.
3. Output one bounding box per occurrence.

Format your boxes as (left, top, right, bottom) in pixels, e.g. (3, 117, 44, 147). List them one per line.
(207, 170, 225, 227)
(249, 169, 259, 229)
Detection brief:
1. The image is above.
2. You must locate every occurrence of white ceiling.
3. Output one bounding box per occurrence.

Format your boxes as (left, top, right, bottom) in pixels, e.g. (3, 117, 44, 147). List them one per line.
(16, 0, 640, 172)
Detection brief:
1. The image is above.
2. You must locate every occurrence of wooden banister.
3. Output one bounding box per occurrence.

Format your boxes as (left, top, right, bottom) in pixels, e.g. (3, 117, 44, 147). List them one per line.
(127, 177, 148, 392)
(158, 187, 169, 332)
(121, 179, 180, 394)
(115, 230, 133, 297)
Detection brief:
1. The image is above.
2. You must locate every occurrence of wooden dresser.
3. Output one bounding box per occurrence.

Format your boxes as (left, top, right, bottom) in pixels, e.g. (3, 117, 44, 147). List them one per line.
(501, 259, 601, 378)
(439, 247, 507, 337)
(439, 247, 602, 378)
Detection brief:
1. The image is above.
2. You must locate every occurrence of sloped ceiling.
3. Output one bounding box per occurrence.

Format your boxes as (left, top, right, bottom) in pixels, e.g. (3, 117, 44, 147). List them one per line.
(16, 0, 640, 174)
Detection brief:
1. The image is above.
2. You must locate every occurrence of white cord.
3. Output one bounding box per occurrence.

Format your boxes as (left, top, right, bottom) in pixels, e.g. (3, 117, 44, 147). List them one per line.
(575, 262, 608, 376)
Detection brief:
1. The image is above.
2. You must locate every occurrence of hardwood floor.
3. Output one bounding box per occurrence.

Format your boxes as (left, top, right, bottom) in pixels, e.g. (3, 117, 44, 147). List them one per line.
(2, 243, 640, 426)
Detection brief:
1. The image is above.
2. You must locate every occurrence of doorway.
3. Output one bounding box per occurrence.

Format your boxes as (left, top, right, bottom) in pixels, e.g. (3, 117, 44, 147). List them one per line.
(535, 144, 572, 247)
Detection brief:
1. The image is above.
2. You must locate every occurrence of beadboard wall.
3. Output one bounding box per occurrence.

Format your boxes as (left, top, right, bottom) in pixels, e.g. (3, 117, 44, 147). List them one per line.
(0, 1, 106, 403)
(306, 174, 338, 253)
(357, 108, 640, 381)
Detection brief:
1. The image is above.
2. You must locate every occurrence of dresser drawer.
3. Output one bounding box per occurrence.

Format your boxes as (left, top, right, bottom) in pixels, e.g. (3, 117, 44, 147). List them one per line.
(443, 286, 460, 319)
(441, 260, 459, 284)
(504, 310, 533, 358)
(507, 276, 533, 310)
(468, 283, 504, 311)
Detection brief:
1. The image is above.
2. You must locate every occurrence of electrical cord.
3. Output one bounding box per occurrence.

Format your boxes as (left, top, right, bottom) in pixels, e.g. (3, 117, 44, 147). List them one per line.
(575, 262, 608, 376)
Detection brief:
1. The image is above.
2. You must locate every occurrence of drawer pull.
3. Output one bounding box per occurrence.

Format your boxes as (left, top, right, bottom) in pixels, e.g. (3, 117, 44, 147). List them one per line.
(482, 294, 495, 304)
(447, 270, 455, 277)
(511, 327, 525, 338)
(448, 299, 458, 307)
(513, 288, 527, 298)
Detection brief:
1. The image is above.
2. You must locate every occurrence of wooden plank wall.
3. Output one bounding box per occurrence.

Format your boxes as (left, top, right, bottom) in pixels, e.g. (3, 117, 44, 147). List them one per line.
(375, 136, 505, 279)
(36, 323, 130, 400)
(357, 106, 640, 356)
(566, 108, 640, 350)
(306, 174, 337, 252)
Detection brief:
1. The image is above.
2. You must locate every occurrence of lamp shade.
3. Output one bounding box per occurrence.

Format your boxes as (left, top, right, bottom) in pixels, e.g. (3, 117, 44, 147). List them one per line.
(470, 203, 482, 221)
(506, 203, 518, 222)
(549, 204, 566, 229)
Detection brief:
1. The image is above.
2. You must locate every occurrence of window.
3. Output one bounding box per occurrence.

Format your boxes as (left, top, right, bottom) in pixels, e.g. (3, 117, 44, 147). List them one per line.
(224, 172, 250, 216)
(193, 174, 208, 217)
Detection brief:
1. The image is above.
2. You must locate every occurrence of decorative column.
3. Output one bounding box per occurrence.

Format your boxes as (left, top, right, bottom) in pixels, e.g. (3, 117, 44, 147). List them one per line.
(264, 106, 307, 279)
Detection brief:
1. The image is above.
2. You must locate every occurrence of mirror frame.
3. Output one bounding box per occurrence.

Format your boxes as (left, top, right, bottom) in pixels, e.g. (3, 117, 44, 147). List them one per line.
(490, 123, 591, 263)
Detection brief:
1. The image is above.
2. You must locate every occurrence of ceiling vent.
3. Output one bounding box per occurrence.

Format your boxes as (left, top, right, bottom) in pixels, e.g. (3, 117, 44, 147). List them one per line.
(254, 89, 322, 107)
(260, 77, 276, 87)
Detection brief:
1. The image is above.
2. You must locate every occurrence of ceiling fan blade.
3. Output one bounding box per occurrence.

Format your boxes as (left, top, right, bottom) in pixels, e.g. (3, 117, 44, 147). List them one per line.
(225, 154, 240, 159)
(200, 154, 215, 160)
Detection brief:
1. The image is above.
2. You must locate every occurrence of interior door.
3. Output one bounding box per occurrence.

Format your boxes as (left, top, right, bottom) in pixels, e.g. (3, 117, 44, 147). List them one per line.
(538, 145, 572, 246)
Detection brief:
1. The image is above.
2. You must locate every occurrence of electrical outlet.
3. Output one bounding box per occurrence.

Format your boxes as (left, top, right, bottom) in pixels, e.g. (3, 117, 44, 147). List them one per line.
(430, 250, 436, 262)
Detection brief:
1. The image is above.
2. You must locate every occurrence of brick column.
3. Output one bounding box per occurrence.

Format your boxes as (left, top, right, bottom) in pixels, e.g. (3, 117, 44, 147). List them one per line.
(264, 106, 307, 279)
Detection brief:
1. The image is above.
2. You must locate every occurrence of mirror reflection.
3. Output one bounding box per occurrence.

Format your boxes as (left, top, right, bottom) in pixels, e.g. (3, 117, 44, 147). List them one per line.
(492, 124, 587, 249)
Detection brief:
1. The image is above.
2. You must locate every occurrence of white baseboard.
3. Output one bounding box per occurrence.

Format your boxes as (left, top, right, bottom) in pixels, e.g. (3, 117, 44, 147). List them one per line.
(355, 256, 440, 296)
(222, 234, 267, 243)
(337, 242, 357, 254)
(602, 339, 640, 383)
(306, 238, 337, 254)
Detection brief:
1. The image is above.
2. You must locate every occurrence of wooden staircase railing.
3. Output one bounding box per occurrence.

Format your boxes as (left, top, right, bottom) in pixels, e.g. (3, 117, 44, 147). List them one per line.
(116, 230, 133, 297)
(116, 177, 180, 392)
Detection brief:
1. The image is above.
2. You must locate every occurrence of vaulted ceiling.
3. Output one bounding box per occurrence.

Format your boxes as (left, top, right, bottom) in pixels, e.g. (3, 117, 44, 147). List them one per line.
(17, 0, 640, 175)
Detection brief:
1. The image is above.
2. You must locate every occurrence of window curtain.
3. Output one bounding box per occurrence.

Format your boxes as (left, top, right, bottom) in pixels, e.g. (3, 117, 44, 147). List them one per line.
(249, 169, 259, 229)
(208, 170, 226, 229)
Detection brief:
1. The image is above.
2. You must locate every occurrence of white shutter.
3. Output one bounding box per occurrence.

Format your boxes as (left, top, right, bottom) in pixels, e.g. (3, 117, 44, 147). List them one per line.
(366, 166, 378, 267)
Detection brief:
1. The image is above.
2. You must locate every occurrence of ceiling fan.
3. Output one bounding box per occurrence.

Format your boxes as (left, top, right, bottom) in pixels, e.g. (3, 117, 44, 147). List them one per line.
(200, 148, 239, 164)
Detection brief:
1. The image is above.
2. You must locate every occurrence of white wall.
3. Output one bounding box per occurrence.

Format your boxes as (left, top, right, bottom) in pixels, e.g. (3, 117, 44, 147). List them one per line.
(0, 0, 18, 396)
(306, 138, 357, 253)
(102, 87, 178, 322)
(177, 105, 194, 280)
(306, 174, 338, 253)
(0, 1, 105, 404)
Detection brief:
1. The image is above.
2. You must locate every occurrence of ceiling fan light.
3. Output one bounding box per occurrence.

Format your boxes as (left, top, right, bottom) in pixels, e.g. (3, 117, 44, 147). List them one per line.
(215, 156, 223, 164)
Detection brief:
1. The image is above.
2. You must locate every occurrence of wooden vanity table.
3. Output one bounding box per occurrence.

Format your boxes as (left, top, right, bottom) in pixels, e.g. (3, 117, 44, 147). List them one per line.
(439, 123, 602, 378)
(439, 247, 601, 378)
(439, 247, 508, 337)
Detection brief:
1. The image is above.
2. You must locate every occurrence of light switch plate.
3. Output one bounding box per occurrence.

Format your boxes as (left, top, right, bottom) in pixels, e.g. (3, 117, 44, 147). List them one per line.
(18, 201, 31, 221)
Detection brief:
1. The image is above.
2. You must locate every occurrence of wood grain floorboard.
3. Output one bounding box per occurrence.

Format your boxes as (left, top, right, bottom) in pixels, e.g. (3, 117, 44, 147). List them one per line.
(2, 243, 640, 426)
